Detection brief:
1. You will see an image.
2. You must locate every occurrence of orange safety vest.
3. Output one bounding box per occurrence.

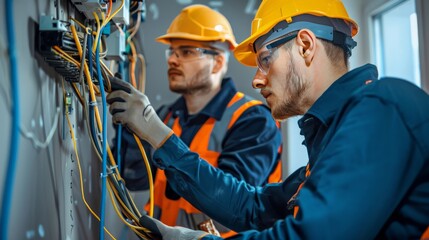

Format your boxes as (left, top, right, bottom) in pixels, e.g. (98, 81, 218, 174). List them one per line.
(146, 92, 282, 238)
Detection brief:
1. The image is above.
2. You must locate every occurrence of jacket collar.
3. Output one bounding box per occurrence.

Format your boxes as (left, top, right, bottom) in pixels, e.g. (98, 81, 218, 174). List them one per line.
(299, 64, 379, 127)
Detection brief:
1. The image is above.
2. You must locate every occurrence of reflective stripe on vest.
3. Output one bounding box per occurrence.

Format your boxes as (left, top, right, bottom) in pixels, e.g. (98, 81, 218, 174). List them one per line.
(287, 164, 311, 218)
(146, 92, 280, 237)
(422, 226, 429, 240)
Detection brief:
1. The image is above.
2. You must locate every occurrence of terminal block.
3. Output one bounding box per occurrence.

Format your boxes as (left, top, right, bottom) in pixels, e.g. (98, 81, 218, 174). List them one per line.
(36, 16, 82, 82)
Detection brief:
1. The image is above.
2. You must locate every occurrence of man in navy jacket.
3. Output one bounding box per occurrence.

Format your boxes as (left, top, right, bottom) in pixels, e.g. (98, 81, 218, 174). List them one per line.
(107, 0, 429, 238)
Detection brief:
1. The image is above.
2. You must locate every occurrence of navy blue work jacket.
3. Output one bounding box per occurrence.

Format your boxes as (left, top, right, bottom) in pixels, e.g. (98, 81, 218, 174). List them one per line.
(152, 64, 429, 239)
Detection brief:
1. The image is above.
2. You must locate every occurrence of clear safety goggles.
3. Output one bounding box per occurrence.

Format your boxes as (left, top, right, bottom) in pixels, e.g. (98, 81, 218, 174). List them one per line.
(166, 47, 219, 62)
(256, 34, 297, 75)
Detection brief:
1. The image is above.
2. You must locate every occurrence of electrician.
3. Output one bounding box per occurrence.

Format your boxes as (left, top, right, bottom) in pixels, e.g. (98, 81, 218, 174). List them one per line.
(108, 0, 429, 239)
(112, 4, 283, 238)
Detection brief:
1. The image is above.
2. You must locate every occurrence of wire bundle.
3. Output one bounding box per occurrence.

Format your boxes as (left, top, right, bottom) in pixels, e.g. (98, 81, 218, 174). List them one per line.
(52, 0, 154, 239)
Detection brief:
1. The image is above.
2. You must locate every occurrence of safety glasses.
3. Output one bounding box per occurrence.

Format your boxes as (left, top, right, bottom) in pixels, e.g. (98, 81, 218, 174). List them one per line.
(166, 47, 219, 62)
(256, 34, 297, 75)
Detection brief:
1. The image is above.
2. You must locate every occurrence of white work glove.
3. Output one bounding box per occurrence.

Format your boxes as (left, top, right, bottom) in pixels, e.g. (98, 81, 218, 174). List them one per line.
(106, 77, 173, 148)
(139, 215, 211, 240)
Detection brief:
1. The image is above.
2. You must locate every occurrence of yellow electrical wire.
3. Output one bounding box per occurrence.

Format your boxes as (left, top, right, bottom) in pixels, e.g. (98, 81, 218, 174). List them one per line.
(70, 25, 83, 56)
(108, 187, 146, 233)
(69, 17, 86, 30)
(61, 29, 99, 157)
(69, 26, 120, 177)
(108, 180, 141, 221)
(133, 135, 154, 217)
(62, 80, 117, 240)
(103, 0, 124, 27)
(52, 47, 79, 65)
(67, 10, 156, 236)
(137, 54, 146, 93)
(124, 6, 155, 218)
(62, 67, 149, 238)
(128, 40, 137, 87)
(70, 21, 157, 225)
(106, 180, 151, 235)
(92, 12, 102, 52)
(100, 60, 114, 79)
(51, 46, 106, 158)
(52, 22, 150, 237)
(92, 0, 124, 52)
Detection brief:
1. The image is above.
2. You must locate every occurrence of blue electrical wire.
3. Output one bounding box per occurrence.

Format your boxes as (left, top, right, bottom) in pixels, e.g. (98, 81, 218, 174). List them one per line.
(1, 1, 21, 240)
(116, 125, 122, 172)
(116, 62, 124, 173)
(95, 31, 108, 240)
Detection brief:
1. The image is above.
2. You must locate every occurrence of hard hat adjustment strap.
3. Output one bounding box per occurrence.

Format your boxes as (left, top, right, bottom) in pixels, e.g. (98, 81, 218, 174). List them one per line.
(253, 14, 356, 53)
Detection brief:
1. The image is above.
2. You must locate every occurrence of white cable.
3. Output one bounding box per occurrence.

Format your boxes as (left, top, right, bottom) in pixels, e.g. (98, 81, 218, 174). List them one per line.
(20, 107, 61, 149)
(0, 33, 60, 150)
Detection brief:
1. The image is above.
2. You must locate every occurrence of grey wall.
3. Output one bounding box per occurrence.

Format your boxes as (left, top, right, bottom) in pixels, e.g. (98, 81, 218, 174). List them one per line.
(0, 0, 117, 239)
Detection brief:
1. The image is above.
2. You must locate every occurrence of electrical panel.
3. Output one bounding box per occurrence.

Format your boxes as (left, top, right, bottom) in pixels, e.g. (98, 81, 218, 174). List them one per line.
(69, 0, 107, 19)
(32, 1, 150, 238)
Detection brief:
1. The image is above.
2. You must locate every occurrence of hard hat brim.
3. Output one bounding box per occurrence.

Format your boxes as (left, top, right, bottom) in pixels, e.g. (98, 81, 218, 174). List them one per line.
(156, 33, 237, 50)
(233, 14, 358, 67)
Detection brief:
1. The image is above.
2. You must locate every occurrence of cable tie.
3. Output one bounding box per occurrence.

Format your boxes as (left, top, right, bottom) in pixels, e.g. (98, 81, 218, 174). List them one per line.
(100, 173, 108, 178)
(107, 165, 118, 175)
(88, 101, 98, 106)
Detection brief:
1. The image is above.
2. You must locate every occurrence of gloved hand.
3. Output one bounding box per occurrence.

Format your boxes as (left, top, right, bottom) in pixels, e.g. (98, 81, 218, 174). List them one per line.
(106, 77, 173, 148)
(139, 215, 211, 240)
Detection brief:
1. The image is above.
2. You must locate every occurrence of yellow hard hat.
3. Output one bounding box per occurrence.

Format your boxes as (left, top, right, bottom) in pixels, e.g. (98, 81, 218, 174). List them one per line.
(234, 0, 359, 66)
(156, 4, 237, 50)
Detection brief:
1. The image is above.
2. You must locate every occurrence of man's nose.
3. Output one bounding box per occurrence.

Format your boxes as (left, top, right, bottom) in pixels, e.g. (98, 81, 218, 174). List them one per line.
(167, 51, 180, 65)
(252, 70, 267, 89)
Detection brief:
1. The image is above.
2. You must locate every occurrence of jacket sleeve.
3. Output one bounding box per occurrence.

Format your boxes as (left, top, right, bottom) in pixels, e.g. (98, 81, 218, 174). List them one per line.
(218, 104, 282, 185)
(155, 96, 423, 239)
(152, 132, 305, 232)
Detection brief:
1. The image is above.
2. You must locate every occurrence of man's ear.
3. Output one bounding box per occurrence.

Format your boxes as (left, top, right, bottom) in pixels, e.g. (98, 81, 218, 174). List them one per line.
(295, 29, 317, 65)
(212, 53, 226, 74)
